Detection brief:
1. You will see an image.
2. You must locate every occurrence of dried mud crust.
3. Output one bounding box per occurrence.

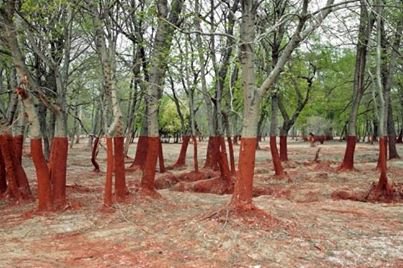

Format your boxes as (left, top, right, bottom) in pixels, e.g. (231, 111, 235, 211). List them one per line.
(0, 140, 402, 267)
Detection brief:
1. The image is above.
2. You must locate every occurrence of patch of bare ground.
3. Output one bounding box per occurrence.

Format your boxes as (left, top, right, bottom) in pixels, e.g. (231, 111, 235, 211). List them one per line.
(0, 139, 402, 267)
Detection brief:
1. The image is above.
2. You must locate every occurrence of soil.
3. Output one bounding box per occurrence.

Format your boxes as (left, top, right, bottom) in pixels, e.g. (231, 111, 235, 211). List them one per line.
(1, 138, 402, 267)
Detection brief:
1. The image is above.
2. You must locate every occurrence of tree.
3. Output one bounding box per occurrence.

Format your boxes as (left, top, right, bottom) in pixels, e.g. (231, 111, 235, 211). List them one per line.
(0, 0, 72, 211)
(140, 0, 185, 196)
(230, 0, 336, 210)
(339, 0, 374, 171)
(367, 0, 402, 200)
(90, 1, 127, 205)
(278, 61, 315, 161)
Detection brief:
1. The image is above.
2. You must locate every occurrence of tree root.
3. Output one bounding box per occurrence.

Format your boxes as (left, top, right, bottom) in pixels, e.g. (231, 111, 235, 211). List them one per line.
(171, 177, 233, 195)
(199, 203, 281, 231)
(155, 172, 178, 189)
(177, 169, 219, 182)
(332, 182, 403, 203)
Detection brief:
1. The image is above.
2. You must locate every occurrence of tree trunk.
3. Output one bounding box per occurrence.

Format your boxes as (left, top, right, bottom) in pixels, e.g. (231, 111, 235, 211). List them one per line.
(387, 105, 399, 159)
(104, 137, 113, 207)
(141, 137, 159, 193)
(171, 135, 190, 168)
(130, 135, 148, 169)
(340, 136, 357, 171)
(269, 95, 285, 176)
(192, 135, 199, 173)
(31, 138, 52, 211)
(0, 134, 22, 200)
(204, 136, 220, 170)
(158, 140, 166, 173)
(227, 136, 236, 175)
(113, 136, 127, 201)
(91, 136, 100, 172)
(340, 0, 373, 171)
(232, 138, 256, 208)
(279, 135, 288, 161)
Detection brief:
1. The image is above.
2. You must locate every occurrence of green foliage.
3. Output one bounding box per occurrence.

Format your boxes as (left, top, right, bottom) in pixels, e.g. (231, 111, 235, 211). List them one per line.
(290, 47, 356, 134)
(159, 95, 188, 135)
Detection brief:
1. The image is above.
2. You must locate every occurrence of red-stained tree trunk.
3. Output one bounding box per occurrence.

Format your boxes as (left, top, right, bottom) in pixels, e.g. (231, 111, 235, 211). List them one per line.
(31, 138, 52, 211)
(227, 136, 236, 175)
(170, 135, 190, 168)
(141, 137, 160, 195)
(192, 135, 199, 173)
(231, 138, 256, 208)
(13, 135, 24, 164)
(113, 137, 127, 200)
(218, 138, 232, 185)
(104, 138, 113, 207)
(50, 137, 68, 209)
(339, 136, 357, 171)
(129, 135, 148, 169)
(158, 140, 166, 173)
(279, 136, 288, 161)
(0, 134, 21, 200)
(204, 136, 220, 170)
(269, 95, 285, 177)
(91, 136, 100, 172)
(270, 136, 285, 176)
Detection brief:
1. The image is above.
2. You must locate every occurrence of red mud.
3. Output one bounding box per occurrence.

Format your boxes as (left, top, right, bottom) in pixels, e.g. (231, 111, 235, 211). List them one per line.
(1, 138, 403, 267)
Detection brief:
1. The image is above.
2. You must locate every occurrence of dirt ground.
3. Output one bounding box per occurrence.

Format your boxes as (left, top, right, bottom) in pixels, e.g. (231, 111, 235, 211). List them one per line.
(1, 138, 402, 267)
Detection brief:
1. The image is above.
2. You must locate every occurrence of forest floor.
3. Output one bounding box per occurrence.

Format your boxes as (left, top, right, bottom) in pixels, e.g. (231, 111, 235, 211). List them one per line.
(1, 138, 403, 267)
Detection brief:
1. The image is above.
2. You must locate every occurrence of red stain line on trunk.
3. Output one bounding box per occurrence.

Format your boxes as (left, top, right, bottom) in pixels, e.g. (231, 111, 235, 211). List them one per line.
(31, 138, 52, 211)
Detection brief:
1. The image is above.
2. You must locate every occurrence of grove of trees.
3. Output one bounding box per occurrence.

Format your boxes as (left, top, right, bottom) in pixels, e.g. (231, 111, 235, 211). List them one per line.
(0, 0, 402, 213)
